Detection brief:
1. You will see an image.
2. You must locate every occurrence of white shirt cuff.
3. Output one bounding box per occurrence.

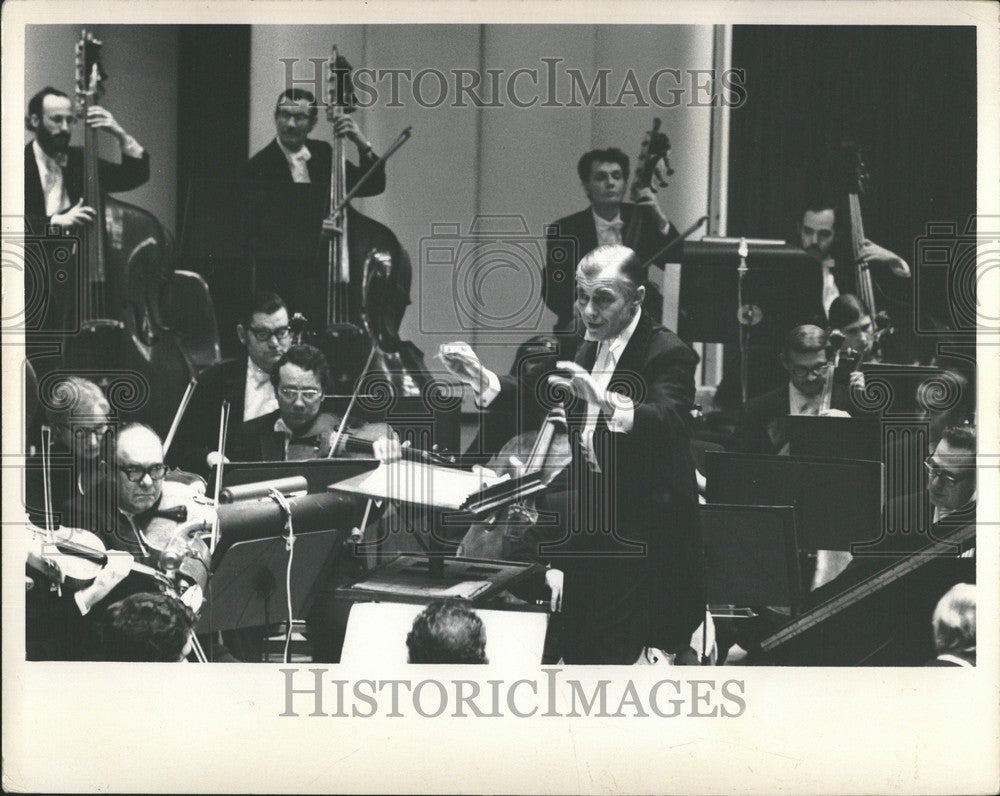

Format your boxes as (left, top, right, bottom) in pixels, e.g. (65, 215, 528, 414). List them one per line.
(659, 217, 671, 236)
(475, 370, 502, 409)
(74, 590, 92, 616)
(120, 135, 145, 159)
(606, 393, 634, 433)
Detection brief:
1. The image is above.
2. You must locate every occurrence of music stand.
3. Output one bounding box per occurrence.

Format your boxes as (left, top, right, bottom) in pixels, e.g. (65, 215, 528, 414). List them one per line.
(679, 239, 822, 348)
(705, 452, 883, 552)
(196, 528, 343, 634)
(701, 504, 802, 616)
(787, 415, 883, 462)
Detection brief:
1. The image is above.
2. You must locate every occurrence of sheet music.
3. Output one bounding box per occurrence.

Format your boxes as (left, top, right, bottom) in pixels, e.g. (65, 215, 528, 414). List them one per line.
(329, 460, 508, 510)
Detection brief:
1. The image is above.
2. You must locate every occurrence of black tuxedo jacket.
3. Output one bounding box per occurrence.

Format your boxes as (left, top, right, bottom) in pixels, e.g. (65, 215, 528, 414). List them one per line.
(488, 312, 706, 652)
(169, 357, 259, 477)
(24, 141, 150, 230)
(244, 138, 385, 197)
(543, 204, 680, 331)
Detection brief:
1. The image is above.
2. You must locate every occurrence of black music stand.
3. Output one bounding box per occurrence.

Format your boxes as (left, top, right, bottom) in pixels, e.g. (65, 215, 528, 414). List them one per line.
(702, 504, 803, 616)
(679, 239, 821, 348)
(705, 452, 883, 552)
(196, 528, 343, 634)
(787, 415, 883, 462)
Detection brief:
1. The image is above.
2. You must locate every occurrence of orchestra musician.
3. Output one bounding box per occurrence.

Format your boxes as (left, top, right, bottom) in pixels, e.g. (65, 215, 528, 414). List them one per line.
(797, 195, 910, 318)
(26, 376, 111, 527)
(24, 86, 150, 232)
(100, 591, 196, 663)
(732, 324, 854, 457)
(244, 88, 387, 325)
(543, 148, 680, 352)
(442, 244, 705, 665)
(170, 291, 293, 477)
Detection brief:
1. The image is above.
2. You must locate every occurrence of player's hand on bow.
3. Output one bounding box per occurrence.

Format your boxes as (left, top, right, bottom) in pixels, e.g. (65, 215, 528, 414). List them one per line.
(550, 360, 612, 411)
(77, 552, 133, 613)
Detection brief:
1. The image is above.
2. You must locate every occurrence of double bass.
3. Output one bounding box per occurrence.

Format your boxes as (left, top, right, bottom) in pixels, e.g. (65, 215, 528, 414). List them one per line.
(60, 31, 194, 435)
(295, 47, 428, 398)
(622, 118, 674, 253)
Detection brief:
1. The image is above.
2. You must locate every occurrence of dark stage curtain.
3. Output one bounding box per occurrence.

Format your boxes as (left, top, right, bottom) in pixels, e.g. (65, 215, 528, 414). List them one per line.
(727, 25, 976, 357)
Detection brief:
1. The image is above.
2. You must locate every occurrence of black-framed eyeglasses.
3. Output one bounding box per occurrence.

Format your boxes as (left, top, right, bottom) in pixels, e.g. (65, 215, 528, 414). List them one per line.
(248, 325, 292, 343)
(923, 457, 974, 487)
(118, 463, 168, 483)
(278, 387, 322, 402)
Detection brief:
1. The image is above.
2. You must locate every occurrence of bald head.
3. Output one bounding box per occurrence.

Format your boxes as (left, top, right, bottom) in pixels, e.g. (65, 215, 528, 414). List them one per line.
(45, 377, 112, 461)
(113, 423, 165, 515)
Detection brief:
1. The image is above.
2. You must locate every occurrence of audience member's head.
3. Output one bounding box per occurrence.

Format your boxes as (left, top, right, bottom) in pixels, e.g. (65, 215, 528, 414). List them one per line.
(406, 599, 488, 664)
(101, 592, 196, 662)
(931, 582, 975, 658)
(780, 324, 830, 397)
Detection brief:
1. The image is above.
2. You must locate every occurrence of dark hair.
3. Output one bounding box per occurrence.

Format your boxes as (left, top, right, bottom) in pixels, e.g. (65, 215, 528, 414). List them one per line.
(800, 193, 838, 218)
(782, 324, 828, 357)
(406, 599, 488, 664)
(26, 86, 68, 130)
(275, 88, 319, 121)
(577, 147, 630, 184)
(941, 424, 976, 454)
(270, 344, 331, 393)
(241, 291, 287, 329)
(101, 592, 195, 662)
(828, 293, 870, 331)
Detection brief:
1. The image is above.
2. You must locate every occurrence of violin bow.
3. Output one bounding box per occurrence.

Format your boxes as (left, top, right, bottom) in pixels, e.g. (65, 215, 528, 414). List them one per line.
(209, 400, 230, 555)
(162, 376, 197, 458)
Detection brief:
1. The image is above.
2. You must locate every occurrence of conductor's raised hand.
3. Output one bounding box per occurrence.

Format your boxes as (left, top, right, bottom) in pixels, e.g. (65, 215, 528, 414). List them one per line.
(549, 361, 611, 411)
(438, 342, 487, 388)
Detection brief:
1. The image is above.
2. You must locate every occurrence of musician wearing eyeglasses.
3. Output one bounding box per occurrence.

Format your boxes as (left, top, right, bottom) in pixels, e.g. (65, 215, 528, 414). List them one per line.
(732, 324, 854, 456)
(170, 292, 293, 476)
(24, 86, 149, 232)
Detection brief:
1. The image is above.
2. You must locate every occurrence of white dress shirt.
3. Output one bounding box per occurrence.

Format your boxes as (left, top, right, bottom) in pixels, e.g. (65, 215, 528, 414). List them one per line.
(244, 358, 278, 421)
(821, 257, 840, 315)
(592, 208, 672, 248)
(788, 381, 822, 416)
(277, 138, 312, 183)
(33, 139, 70, 217)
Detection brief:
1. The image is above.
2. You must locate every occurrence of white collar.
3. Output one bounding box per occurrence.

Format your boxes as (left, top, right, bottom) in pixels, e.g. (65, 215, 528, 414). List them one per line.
(788, 381, 820, 414)
(276, 137, 310, 161)
(592, 208, 623, 230)
(247, 356, 271, 385)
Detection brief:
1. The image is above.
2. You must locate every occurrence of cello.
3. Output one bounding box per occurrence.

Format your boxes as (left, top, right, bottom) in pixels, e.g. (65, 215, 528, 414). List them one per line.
(60, 30, 194, 436)
(295, 46, 428, 398)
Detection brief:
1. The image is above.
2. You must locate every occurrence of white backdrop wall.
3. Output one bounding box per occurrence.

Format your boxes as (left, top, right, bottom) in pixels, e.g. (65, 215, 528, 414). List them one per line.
(24, 25, 180, 236)
(249, 24, 716, 376)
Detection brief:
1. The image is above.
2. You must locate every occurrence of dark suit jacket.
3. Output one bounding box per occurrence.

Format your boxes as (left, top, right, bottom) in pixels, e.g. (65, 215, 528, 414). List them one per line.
(732, 382, 852, 456)
(542, 204, 681, 332)
(169, 357, 260, 477)
(24, 141, 150, 230)
(244, 138, 385, 197)
(489, 312, 706, 654)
